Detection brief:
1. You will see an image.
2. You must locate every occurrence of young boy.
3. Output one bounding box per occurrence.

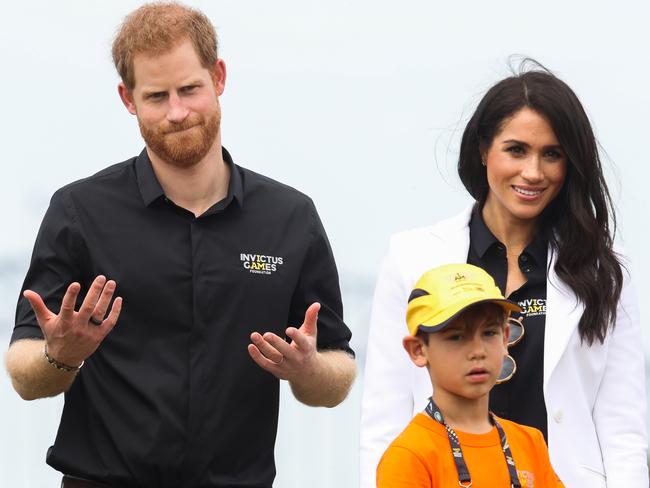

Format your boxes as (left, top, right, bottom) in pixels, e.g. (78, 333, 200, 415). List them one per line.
(376, 263, 563, 487)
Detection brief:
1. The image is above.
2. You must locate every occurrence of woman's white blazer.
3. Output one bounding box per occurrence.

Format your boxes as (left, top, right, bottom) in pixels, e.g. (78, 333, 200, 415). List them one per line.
(360, 207, 648, 488)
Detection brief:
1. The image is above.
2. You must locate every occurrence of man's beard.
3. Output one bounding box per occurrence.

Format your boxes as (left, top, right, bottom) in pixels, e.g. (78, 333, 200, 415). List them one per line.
(139, 108, 221, 168)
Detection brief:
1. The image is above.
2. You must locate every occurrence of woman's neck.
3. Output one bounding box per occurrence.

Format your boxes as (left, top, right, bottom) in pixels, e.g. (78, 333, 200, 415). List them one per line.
(481, 201, 536, 256)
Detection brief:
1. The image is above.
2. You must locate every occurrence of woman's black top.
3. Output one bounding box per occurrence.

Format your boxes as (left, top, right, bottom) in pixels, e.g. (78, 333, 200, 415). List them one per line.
(467, 206, 549, 441)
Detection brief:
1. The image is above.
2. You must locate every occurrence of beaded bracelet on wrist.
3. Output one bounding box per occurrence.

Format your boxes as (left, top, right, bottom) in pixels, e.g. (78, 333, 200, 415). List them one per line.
(43, 344, 84, 373)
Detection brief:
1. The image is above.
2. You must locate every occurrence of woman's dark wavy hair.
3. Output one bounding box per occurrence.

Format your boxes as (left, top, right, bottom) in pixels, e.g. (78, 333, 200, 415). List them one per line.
(458, 59, 622, 345)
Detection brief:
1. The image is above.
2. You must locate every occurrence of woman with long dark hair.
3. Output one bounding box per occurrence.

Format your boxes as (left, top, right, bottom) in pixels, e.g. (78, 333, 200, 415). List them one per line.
(360, 64, 647, 487)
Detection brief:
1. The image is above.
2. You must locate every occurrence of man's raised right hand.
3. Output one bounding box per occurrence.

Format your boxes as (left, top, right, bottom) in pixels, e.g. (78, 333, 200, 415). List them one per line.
(23, 275, 122, 368)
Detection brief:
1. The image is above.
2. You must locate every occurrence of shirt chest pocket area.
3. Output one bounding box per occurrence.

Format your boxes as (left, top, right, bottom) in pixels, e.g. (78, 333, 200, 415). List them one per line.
(225, 253, 299, 325)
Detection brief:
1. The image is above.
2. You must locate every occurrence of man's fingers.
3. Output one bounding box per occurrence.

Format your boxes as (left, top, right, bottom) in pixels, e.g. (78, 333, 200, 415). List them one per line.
(262, 332, 294, 356)
(78, 275, 107, 322)
(248, 344, 282, 373)
(59, 282, 82, 320)
(251, 332, 286, 363)
(100, 296, 123, 334)
(91, 280, 117, 324)
(285, 326, 312, 351)
(299, 302, 320, 337)
(23, 290, 53, 326)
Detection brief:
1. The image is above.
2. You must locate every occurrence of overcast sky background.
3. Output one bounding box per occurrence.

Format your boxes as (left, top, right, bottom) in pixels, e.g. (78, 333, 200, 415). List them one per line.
(1, 1, 649, 486)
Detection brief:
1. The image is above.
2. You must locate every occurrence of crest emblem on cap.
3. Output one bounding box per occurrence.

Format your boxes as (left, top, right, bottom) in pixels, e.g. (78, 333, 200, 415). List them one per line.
(454, 272, 466, 282)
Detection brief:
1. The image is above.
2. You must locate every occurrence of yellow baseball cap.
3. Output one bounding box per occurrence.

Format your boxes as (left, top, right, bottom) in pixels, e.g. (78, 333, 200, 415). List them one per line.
(406, 263, 521, 336)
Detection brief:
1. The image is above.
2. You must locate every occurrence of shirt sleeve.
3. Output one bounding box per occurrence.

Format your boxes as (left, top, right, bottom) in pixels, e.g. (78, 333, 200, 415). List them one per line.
(11, 189, 86, 343)
(376, 446, 433, 488)
(360, 238, 418, 488)
(287, 198, 353, 355)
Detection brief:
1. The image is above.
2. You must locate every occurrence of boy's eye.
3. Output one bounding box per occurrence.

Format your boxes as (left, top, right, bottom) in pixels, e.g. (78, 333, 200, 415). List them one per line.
(446, 334, 463, 341)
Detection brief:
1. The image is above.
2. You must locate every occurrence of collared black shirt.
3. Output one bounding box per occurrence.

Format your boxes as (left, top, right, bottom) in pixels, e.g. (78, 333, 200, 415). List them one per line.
(467, 205, 549, 441)
(12, 148, 353, 488)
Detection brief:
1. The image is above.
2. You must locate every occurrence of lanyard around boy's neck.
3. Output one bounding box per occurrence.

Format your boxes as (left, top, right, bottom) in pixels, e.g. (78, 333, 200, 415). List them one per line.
(425, 397, 521, 488)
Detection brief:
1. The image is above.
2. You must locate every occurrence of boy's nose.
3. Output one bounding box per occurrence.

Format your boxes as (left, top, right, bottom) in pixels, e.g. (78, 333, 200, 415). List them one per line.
(468, 334, 487, 359)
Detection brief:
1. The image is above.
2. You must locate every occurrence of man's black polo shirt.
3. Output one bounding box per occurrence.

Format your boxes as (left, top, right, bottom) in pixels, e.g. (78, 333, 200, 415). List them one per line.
(12, 148, 353, 488)
(467, 205, 549, 441)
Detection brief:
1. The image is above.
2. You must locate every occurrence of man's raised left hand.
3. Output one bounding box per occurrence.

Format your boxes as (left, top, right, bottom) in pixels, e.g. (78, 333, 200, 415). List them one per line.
(248, 302, 320, 382)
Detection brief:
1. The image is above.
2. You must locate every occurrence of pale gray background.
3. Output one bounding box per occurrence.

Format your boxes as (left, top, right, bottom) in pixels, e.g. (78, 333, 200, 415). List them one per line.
(1, 1, 649, 486)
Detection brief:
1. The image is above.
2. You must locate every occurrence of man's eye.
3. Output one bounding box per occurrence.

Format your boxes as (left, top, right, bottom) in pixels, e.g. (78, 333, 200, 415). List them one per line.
(181, 85, 198, 94)
(148, 92, 166, 101)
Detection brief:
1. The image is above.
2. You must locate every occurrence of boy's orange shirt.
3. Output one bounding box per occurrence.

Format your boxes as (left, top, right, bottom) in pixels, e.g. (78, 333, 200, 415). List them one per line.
(377, 413, 564, 488)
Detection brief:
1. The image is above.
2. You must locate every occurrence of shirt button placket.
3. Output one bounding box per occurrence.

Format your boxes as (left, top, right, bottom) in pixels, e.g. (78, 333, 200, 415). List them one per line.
(519, 253, 533, 274)
(186, 218, 202, 474)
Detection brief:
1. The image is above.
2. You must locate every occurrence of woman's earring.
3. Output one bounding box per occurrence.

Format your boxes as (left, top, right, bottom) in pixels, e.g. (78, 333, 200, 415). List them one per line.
(481, 160, 487, 167)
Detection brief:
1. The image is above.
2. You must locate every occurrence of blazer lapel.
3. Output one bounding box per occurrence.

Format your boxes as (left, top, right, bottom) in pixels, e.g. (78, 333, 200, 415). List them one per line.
(543, 248, 584, 386)
(441, 208, 583, 387)
(431, 207, 472, 264)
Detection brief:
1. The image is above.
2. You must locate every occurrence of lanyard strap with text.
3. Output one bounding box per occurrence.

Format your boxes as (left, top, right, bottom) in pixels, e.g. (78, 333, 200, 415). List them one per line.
(425, 398, 521, 488)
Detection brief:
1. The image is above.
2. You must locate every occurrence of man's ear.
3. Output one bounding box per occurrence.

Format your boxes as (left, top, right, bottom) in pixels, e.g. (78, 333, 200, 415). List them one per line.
(118, 82, 137, 115)
(402, 335, 428, 368)
(211, 59, 227, 96)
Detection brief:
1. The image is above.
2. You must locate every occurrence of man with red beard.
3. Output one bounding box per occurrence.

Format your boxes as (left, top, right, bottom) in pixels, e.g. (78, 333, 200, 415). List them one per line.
(5, 3, 355, 488)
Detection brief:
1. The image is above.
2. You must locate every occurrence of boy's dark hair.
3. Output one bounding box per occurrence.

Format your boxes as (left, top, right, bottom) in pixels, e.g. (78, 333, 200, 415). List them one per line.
(416, 302, 506, 345)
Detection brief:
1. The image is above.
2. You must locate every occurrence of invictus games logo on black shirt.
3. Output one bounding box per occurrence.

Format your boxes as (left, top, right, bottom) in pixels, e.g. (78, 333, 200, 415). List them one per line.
(518, 298, 546, 317)
(240, 253, 284, 275)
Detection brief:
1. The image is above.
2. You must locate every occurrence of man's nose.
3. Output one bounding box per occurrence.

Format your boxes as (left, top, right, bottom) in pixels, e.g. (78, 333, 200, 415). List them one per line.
(167, 92, 189, 123)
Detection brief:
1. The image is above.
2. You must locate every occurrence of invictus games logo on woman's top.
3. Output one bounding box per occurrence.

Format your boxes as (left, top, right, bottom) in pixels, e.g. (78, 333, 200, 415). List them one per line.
(240, 253, 284, 275)
(518, 298, 546, 317)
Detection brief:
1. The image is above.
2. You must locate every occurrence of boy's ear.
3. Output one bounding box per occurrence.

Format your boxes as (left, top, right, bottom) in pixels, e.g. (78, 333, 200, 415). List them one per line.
(402, 335, 428, 368)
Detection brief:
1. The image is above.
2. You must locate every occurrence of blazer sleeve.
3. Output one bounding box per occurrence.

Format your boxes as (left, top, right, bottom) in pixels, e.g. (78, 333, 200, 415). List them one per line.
(592, 266, 648, 487)
(360, 238, 418, 488)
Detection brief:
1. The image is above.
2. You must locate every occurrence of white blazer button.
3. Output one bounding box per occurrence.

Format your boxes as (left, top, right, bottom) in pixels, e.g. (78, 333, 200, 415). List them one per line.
(554, 410, 563, 423)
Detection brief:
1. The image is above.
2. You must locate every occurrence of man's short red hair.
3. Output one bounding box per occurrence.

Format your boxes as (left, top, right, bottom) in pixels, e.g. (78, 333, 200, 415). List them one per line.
(112, 2, 218, 90)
